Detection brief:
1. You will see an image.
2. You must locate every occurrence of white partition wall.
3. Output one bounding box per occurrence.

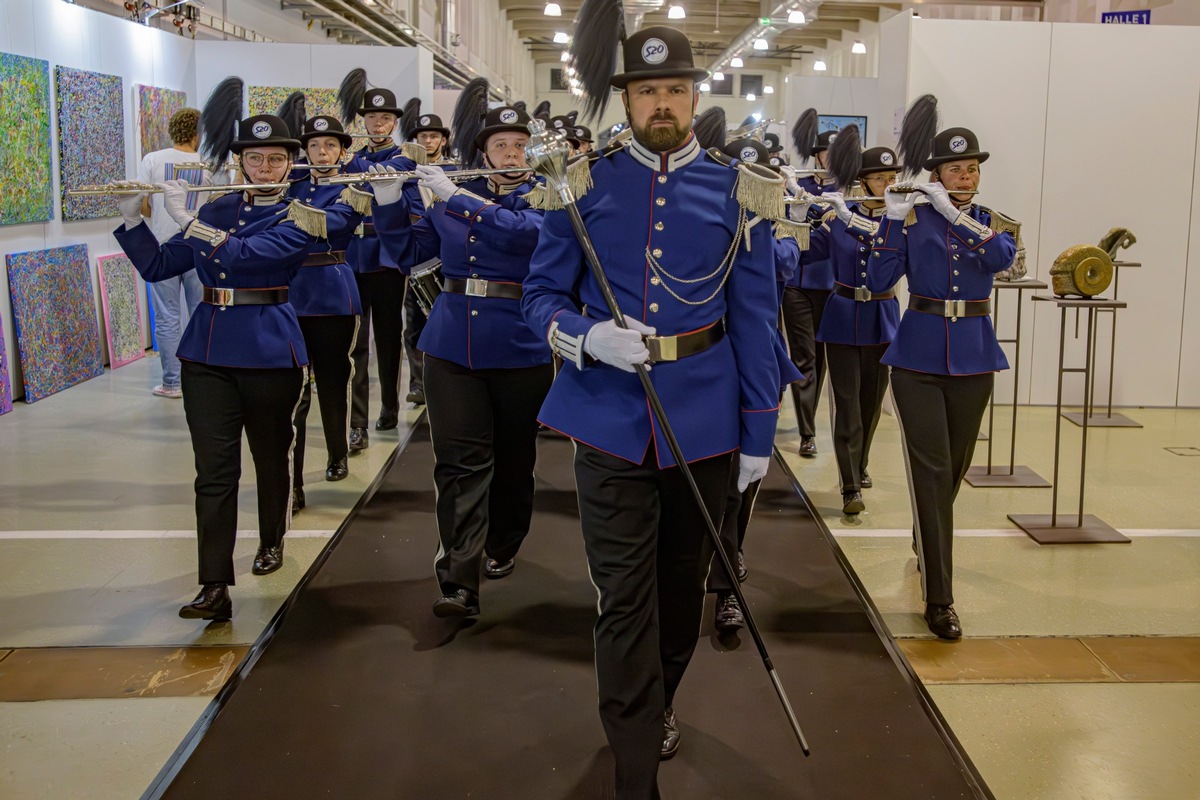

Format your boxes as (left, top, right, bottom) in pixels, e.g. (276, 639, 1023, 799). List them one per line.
(784, 77, 881, 147)
(1180, 114, 1200, 407)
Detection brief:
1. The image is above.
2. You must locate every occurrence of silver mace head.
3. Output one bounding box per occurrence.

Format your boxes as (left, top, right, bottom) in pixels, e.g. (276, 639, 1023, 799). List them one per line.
(524, 118, 573, 196)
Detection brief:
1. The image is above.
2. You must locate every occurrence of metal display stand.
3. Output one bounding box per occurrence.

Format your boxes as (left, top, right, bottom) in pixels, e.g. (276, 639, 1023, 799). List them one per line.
(966, 277, 1051, 488)
(1008, 296, 1130, 544)
(1062, 260, 1142, 428)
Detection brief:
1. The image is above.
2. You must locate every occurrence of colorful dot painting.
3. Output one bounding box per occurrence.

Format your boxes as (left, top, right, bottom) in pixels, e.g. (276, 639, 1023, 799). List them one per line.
(0, 52, 53, 227)
(248, 86, 366, 136)
(0, 311, 12, 416)
(6, 244, 105, 403)
(97, 253, 147, 369)
(56, 66, 126, 221)
(137, 84, 188, 159)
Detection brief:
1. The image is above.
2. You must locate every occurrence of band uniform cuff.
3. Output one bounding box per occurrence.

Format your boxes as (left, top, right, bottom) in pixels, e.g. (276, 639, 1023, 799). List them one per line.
(184, 219, 228, 249)
(548, 319, 585, 369)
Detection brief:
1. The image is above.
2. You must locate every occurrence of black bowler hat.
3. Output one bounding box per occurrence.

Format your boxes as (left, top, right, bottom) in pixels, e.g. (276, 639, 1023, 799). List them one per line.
(764, 132, 782, 153)
(859, 146, 900, 178)
(572, 125, 594, 144)
(411, 113, 450, 138)
(720, 137, 777, 172)
(610, 26, 709, 89)
(548, 115, 575, 136)
(300, 115, 353, 148)
(358, 87, 403, 116)
(811, 129, 838, 156)
(229, 115, 301, 153)
(769, 154, 788, 168)
(474, 105, 534, 149)
(924, 127, 990, 170)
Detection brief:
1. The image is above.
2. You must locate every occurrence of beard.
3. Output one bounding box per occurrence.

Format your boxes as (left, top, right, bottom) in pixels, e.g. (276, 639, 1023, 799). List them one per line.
(632, 111, 691, 152)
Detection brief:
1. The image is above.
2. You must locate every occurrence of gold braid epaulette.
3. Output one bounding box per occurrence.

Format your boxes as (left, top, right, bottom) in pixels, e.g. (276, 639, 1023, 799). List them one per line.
(734, 162, 787, 221)
(981, 205, 1022, 239)
(401, 141, 428, 165)
(522, 157, 594, 211)
(339, 186, 374, 215)
(772, 219, 810, 250)
(286, 199, 328, 239)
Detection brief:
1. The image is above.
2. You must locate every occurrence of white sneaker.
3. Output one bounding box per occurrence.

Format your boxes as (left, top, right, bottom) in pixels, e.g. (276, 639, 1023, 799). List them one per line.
(153, 384, 183, 398)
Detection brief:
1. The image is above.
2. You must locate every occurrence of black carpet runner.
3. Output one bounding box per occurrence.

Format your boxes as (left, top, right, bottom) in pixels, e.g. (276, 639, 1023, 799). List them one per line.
(144, 421, 992, 799)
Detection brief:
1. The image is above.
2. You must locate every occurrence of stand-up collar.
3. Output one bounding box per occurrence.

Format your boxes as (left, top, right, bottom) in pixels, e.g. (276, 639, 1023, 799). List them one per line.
(628, 132, 701, 173)
(244, 188, 287, 205)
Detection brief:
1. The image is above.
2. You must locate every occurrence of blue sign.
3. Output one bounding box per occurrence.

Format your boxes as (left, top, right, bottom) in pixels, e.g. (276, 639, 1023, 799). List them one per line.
(1101, 10, 1151, 24)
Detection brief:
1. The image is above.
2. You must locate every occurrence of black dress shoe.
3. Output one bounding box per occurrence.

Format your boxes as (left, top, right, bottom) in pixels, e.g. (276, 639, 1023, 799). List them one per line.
(252, 544, 284, 575)
(860, 470, 873, 489)
(348, 427, 368, 453)
(799, 436, 818, 457)
(432, 589, 480, 618)
(178, 583, 232, 621)
(375, 409, 399, 431)
(406, 386, 426, 406)
(483, 556, 515, 579)
(714, 591, 744, 632)
(661, 707, 681, 760)
(842, 490, 865, 515)
(325, 457, 348, 482)
(924, 604, 962, 640)
(735, 550, 748, 583)
(291, 487, 305, 515)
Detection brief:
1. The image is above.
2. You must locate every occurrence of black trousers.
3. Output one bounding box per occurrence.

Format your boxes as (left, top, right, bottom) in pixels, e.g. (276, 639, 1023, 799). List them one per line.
(350, 268, 406, 428)
(403, 279, 426, 391)
(780, 286, 829, 438)
(180, 361, 304, 585)
(294, 315, 359, 489)
(706, 474, 759, 593)
(826, 343, 890, 493)
(424, 355, 554, 596)
(890, 368, 994, 606)
(574, 444, 734, 800)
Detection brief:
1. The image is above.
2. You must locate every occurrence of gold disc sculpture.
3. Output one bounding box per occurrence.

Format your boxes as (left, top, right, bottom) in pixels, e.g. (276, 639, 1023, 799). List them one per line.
(1050, 245, 1114, 298)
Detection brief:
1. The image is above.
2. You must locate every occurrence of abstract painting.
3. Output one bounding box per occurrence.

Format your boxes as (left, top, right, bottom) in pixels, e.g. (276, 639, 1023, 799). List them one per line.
(137, 84, 188, 158)
(0, 52, 53, 226)
(97, 253, 147, 369)
(0, 313, 12, 416)
(6, 244, 104, 402)
(818, 114, 868, 142)
(56, 66, 126, 221)
(248, 86, 366, 136)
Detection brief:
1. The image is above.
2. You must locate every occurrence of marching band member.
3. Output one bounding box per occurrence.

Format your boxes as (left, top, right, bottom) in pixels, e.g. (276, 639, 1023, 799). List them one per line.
(572, 124, 595, 154)
(523, 25, 781, 797)
(371, 85, 551, 618)
(869, 122, 1016, 640)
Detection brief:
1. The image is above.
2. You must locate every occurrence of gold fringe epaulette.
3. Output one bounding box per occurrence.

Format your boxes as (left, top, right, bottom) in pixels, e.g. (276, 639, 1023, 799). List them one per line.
(820, 208, 838, 225)
(339, 186, 374, 215)
(903, 207, 918, 228)
(983, 206, 1022, 239)
(287, 200, 328, 239)
(522, 158, 593, 210)
(735, 163, 786, 221)
(772, 219, 811, 250)
(401, 141, 428, 165)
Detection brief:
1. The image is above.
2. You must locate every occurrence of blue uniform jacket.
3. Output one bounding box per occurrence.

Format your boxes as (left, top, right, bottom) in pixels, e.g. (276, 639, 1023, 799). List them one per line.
(342, 145, 419, 273)
(788, 175, 834, 290)
(373, 177, 550, 371)
(869, 203, 1016, 375)
(522, 135, 782, 467)
(113, 192, 311, 368)
(773, 237, 805, 388)
(811, 205, 900, 347)
(286, 177, 363, 316)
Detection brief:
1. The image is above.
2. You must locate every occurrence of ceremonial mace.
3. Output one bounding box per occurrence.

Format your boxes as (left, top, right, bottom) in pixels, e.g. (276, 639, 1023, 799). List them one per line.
(523, 119, 811, 757)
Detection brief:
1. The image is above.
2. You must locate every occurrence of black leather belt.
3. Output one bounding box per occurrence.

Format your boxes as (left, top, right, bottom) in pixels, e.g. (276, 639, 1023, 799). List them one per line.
(833, 283, 896, 302)
(646, 323, 724, 362)
(909, 295, 991, 318)
(302, 251, 346, 267)
(202, 287, 289, 307)
(443, 277, 523, 300)
(355, 222, 376, 237)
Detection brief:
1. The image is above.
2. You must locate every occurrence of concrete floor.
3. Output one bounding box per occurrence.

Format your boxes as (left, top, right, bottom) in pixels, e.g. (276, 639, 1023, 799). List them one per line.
(1, 356, 1198, 798)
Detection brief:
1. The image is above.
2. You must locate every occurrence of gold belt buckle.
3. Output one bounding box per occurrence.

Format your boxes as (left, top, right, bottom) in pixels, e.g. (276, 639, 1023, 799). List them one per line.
(212, 287, 234, 307)
(645, 334, 677, 362)
(464, 278, 489, 297)
(945, 299, 966, 318)
(854, 285, 871, 302)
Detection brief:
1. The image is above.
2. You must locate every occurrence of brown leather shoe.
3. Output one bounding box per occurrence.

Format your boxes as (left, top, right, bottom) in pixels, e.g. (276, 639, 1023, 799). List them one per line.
(178, 583, 232, 621)
(661, 707, 681, 759)
(252, 545, 284, 575)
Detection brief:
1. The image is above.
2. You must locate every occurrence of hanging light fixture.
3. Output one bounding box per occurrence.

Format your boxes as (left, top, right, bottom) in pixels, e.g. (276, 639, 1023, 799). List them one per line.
(787, 10, 806, 24)
(713, 70, 725, 81)
(813, 59, 827, 71)
(699, 82, 711, 92)
(560, 50, 570, 62)
(746, 92, 756, 101)
(852, 41, 867, 54)
(668, 4, 686, 19)
(763, 85, 774, 94)
(553, 31, 569, 43)
(753, 37, 768, 50)
(730, 56, 744, 68)
(544, 2, 561, 16)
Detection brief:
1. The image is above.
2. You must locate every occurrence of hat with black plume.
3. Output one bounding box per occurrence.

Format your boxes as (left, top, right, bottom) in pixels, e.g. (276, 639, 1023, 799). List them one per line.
(924, 127, 989, 171)
(721, 137, 776, 173)
(400, 97, 422, 139)
(338, 68, 403, 120)
(692, 106, 727, 151)
(300, 115, 353, 149)
(533, 100, 552, 121)
(791, 108, 818, 166)
(275, 91, 307, 151)
(897, 93, 939, 180)
(200, 77, 302, 167)
(859, 146, 900, 178)
(451, 77, 492, 169)
(827, 123, 862, 191)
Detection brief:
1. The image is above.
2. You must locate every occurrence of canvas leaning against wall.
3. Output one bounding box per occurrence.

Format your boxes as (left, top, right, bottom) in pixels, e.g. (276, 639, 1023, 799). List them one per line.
(0, 52, 53, 226)
(56, 66, 127, 221)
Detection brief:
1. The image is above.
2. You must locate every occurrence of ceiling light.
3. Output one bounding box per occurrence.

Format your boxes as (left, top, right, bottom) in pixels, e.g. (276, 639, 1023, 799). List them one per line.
(668, 4, 685, 19)
(813, 59, 827, 71)
(560, 50, 570, 62)
(788, 10, 806, 24)
(852, 40, 866, 54)
(753, 37, 768, 50)
(746, 93, 756, 101)
(544, 2, 561, 16)
(713, 71, 725, 81)
(552, 31, 569, 44)
(763, 85, 774, 94)
(730, 56, 744, 68)
(699, 82, 711, 92)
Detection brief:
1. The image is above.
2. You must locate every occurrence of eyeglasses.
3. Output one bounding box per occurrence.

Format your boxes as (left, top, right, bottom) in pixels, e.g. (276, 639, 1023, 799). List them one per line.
(241, 153, 289, 168)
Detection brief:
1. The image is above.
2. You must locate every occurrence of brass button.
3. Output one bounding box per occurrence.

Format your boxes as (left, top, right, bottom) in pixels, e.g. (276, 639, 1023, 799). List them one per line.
(967, 238, 975, 244)
(953, 255, 959, 261)
(219, 272, 226, 279)
(655, 197, 666, 207)
(979, 248, 986, 254)
(954, 270, 960, 276)
(238, 220, 246, 226)
(861, 272, 867, 278)
(229, 228, 236, 233)
(476, 216, 482, 222)
(657, 175, 667, 184)
(472, 273, 479, 278)
(469, 236, 476, 243)
(471, 309, 478, 317)
(652, 248, 663, 258)
(649, 302, 659, 312)
(873, 252, 879, 258)
(650, 276, 661, 285)
(654, 222, 664, 231)
(469, 256, 477, 262)
(953, 286, 959, 292)
(876, 237, 883, 244)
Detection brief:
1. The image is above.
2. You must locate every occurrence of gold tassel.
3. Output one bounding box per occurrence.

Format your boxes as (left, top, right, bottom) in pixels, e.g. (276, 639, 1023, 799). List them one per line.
(735, 163, 786, 220)
(401, 141, 428, 165)
(521, 159, 592, 211)
(339, 186, 374, 216)
(904, 207, 918, 228)
(287, 201, 328, 239)
(988, 207, 1022, 239)
(773, 219, 811, 250)
(522, 183, 554, 210)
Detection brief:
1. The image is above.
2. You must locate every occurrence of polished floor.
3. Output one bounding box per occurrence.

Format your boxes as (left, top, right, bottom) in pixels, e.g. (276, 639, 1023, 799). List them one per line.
(1, 355, 1198, 798)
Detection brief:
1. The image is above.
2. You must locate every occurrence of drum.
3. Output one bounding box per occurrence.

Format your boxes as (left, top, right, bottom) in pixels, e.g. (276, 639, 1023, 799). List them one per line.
(409, 260, 443, 314)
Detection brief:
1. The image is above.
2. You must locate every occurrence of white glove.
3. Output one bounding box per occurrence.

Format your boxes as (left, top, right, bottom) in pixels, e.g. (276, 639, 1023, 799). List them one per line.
(780, 164, 798, 181)
(416, 163, 458, 202)
(921, 182, 959, 222)
(114, 181, 144, 229)
(583, 315, 656, 373)
(157, 179, 195, 229)
(367, 164, 405, 206)
(884, 181, 921, 221)
(786, 183, 812, 221)
(737, 454, 770, 492)
(823, 191, 853, 225)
